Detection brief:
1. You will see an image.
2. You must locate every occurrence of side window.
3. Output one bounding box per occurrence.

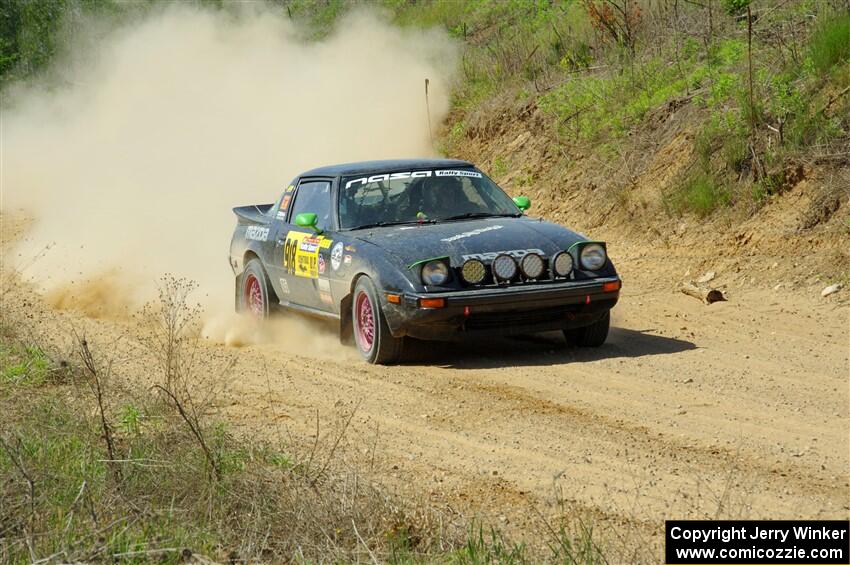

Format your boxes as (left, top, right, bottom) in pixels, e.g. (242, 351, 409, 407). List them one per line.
(290, 180, 332, 230)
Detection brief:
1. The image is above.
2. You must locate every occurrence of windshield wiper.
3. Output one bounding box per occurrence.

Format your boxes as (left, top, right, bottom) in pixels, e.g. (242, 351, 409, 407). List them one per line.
(439, 212, 521, 222)
(347, 220, 433, 230)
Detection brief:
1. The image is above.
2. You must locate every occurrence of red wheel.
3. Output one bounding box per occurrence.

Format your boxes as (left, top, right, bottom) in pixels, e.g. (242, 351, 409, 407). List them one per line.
(351, 277, 403, 364)
(244, 273, 264, 317)
(237, 258, 276, 318)
(354, 290, 375, 353)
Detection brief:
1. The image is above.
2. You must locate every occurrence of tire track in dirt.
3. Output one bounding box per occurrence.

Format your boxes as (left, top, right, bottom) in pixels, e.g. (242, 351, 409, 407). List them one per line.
(218, 290, 847, 531)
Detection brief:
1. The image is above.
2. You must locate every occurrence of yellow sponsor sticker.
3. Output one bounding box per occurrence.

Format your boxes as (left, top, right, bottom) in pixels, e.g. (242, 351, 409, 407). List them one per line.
(283, 231, 333, 278)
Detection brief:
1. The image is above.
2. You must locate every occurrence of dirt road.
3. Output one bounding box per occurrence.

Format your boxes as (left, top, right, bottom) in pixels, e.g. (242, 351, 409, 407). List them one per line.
(209, 240, 849, 539)
(4, 228, 848, 549)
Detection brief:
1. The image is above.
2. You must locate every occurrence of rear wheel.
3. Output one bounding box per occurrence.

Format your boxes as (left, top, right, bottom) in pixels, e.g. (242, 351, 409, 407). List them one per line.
(352, 277, 403, 364)
(564, 311, 610, 347)
(238, 259, 276, 319)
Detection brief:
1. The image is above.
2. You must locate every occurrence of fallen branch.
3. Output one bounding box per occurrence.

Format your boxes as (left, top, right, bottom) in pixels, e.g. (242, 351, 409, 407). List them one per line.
(821, 84, 850, 115)
(681, 281, 727, 304)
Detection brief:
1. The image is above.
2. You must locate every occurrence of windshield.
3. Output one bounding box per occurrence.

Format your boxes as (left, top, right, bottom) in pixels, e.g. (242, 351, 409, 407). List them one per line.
(339, 169, 520, 229)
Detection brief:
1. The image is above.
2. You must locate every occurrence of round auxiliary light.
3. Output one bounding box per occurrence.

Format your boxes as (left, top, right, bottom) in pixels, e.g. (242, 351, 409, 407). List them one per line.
(552, 251, 573, 277)
(492, 254, 518, 282)
(461, 259, 486, 284)
(520, 253, 545, 279)
(580, 243, 607, 271)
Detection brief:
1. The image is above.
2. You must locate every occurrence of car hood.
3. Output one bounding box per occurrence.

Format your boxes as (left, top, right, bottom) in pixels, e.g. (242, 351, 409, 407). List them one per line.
(350, 216, 587, 267)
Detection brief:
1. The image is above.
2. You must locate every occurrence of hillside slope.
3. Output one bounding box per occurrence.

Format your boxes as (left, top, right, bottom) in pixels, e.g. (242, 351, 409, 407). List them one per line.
(447, 84, 849, 294)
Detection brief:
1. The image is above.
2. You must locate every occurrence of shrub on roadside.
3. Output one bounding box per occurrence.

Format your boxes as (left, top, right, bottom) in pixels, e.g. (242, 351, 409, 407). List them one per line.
(667, 172, 730, 218)
(807, 14, 850, 75)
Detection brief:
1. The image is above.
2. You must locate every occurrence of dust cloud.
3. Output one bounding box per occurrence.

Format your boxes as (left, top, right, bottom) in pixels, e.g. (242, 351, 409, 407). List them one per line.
(201, 312, 359, 362)
(1, 4, 457, 328)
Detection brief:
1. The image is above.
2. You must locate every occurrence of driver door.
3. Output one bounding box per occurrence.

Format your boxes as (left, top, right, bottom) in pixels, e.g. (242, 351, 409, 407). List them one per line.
(274, 178, 335, 311)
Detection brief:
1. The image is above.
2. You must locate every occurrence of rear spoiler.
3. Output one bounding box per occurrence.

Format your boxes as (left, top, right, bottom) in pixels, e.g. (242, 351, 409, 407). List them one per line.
(233, 203, 273, 224)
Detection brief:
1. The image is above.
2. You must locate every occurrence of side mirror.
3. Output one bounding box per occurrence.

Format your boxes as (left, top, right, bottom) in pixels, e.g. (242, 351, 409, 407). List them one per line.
(513, 196, 531, 212)
(294, 212, 321, 233)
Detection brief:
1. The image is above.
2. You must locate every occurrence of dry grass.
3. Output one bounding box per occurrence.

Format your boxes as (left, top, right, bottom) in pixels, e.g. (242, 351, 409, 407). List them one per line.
(0, 276, 429, 562)
(0, 274, 618, 564)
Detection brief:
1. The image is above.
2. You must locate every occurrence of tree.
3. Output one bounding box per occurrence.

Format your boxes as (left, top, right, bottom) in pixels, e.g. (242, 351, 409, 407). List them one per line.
(584, 0, 642, 56)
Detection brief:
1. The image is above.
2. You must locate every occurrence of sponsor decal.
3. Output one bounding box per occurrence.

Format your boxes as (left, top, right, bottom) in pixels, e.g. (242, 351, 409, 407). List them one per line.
(345, 170, 432, 189)
(285, 184, 295, 192)
(343, 254, 352, 265)
(277, 194, 292, 219)
(282, 195, 292, 208)
(299, 236, 321, 253)
(330, 242, 344, 271)
(462, 248, 545, 261)
(283, 231, 333, 278)
(441, 225, 503, 243)
(344, 169, 482, 189)
(317, 278, 333, 305)
(278, 278, 290, 294)
(245, 225, 270, 242)
(317, 254, 326, 275)
(344, 244, 357, 252)
(435, 169, 482, 178)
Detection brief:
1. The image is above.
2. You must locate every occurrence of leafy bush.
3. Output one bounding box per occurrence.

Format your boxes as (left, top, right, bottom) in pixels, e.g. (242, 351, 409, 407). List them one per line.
(807, 14, 850, 74)
(668, 173, 730, 217)
(721, 0, 751, 16)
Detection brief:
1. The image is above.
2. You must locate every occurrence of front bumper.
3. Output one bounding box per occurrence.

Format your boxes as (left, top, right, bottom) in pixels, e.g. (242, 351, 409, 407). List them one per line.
(384, 276, 621, 340)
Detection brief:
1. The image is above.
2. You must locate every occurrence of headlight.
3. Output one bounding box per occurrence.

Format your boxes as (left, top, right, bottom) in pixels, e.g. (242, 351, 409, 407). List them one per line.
(552, 251, 573, 277)
(421, 260, 450, 285)
(492, 254, 518, 281)
(580, 243, 606, 270)
(461, 259, 486, 284)
(520, 253, 545, 279)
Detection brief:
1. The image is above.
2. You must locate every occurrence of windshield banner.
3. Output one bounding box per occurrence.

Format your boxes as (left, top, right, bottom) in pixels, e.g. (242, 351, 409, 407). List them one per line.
(344, 169, 482, 189)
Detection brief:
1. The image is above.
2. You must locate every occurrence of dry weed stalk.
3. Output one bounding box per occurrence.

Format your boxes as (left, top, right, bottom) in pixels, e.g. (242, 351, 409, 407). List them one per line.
(139, 276, 233, 481)
(140, 276, 202, 391)
(75, 333, 121, 481)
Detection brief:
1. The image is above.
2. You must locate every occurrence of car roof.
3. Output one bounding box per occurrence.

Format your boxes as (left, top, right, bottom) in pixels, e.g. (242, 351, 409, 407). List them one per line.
(300, 158, 475, 177)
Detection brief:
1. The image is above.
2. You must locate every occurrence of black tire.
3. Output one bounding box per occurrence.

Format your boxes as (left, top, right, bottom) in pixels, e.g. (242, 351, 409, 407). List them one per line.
(352, 277, 403, 364)
(565, 311, 610, 347)
(238, 258, 277, 318)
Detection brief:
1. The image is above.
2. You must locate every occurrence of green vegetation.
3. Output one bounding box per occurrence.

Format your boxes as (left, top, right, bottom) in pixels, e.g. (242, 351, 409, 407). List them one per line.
(1, 343, 53, 385)
(808, 14, 850, 74)
(666, 172, 730, 218)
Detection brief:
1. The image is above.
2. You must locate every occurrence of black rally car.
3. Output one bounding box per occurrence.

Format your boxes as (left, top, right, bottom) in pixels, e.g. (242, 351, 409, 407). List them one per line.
(229, 159, 621, 364)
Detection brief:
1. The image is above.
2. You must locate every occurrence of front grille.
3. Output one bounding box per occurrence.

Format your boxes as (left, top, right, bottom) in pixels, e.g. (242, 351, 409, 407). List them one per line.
(463, 305, 578, 331)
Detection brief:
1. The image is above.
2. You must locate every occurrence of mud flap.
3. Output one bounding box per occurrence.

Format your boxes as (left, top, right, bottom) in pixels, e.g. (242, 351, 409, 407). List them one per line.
(339, 292, 353, 344)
